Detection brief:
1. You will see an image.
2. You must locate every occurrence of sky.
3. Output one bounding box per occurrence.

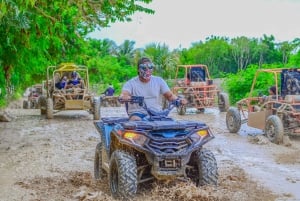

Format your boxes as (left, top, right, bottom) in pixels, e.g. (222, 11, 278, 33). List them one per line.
(88, 0, 300, 50)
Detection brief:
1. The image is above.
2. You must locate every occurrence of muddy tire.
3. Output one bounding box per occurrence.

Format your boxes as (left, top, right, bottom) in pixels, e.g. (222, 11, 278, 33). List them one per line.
(23, 100, 29, 109)
(195, 148, 218, 186)
(94, 142, 105, 180)
(177, 105, 186, 115)
(46, 98, 53, 119)
(93, 98, 101, 120)
(218, 93, 229, 112)
(226, 107, 241, 133)
(109, 151, 137, 199)
(38, 95, 47, 115)
(265, 115, 284, 144)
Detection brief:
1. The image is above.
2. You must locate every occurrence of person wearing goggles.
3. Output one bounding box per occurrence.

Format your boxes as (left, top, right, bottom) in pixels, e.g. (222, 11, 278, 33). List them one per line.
(120, 57, 187, 121)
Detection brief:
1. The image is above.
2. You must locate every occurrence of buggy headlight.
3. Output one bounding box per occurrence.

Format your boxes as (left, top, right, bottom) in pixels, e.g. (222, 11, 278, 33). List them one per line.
(123, 132, 147, 145)
(191, 130, 208, 142)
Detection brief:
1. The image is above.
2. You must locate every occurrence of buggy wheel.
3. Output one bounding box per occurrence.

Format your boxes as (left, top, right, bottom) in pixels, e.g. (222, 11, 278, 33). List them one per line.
(265, 115, 284, 144)
(177, 105, 186, 115)
(218, 93, 229, 112)
(38, 95, 47, 115)
(94, 142, 105, 180)
(226, 107, 241, 133)
(46, 98, 53, 119)
(109, 151, 137, 199)
(195, 149, 218, 186)
(23, 100, 28, 109)
(93, 98, 101, 120)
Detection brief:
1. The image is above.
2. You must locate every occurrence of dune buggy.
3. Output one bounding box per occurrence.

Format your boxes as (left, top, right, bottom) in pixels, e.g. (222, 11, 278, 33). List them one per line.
(171, 64, 229, 115)
(40, 63, 100, 120)
(226, 68, 300, 144)
(23, 82, 46, 109)
(94, 96, 218, 199)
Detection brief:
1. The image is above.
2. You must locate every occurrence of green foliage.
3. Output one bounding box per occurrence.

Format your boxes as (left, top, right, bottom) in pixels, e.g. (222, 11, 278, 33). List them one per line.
(223, 64, 284, 104)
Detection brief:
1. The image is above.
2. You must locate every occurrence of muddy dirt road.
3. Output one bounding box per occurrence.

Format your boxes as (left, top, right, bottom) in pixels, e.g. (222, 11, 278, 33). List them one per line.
(0, 104, 300, 201)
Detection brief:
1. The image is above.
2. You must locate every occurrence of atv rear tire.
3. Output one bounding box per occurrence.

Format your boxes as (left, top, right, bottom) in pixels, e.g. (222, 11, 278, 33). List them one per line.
(265, 115, 284, 144)
(218, 93, 229, 112)
(46, 98, 53, 119)
(226, 107, 241, 133)
(94, 142, 105, 180)
(93, 98, 101, 120)
(196, 148, 218, 186)
(109, 151, 137, 199)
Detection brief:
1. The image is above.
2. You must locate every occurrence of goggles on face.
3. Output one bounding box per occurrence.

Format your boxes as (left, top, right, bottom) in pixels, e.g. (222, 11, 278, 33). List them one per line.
(139, 63, 154, 71)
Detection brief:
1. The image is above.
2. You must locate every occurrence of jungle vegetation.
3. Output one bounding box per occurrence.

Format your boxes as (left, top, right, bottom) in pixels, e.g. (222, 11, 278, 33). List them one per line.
(1, 0, 300, 107)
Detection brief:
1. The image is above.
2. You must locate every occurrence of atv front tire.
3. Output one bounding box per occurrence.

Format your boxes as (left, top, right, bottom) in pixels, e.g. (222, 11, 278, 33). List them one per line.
(226, 107, 241, 133)
(265, 115, 284, 144)
(196, 148, 218, 186)
(109, 151, 137, 199)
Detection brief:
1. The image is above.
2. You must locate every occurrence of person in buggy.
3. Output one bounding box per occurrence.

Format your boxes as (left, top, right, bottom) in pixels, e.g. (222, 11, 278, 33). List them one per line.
(120, 57, 187, 121)
(66, 71, 84, 89)
(103, 84, 115, 96)
(55, 75, 68, 90)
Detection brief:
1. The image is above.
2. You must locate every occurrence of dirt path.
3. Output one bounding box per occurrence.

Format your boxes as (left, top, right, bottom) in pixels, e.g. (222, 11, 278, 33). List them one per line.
(0, 105, 300, 201)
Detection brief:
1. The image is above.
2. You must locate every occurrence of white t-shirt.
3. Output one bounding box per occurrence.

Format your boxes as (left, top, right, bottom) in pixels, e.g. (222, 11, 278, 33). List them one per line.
(122, 76, 170, 115)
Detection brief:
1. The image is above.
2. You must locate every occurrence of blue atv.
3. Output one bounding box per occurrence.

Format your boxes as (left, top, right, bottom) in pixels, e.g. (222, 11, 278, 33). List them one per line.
(94, 96, 218, 199)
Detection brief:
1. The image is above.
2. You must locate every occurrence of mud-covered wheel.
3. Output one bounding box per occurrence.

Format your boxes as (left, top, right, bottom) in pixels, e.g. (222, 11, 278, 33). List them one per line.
(265, 115, 284, 144)
(226, 107, 241, 133)
(46, 98, 53, 119)
(177, 105, 186, 115)
(195, 148, 218, 186)
(109, 151, 137, 199)
(93, 98, 101, 120)
(218, 93, 229, 112)
(23, 100, 29, 109)
(94, 142, 105, 180)
(38, 95, 47, 115)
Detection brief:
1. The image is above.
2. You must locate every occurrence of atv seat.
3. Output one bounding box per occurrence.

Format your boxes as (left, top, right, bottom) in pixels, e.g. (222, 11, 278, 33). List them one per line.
(100, 117, 129, 125)
(121, 120, 207, 131)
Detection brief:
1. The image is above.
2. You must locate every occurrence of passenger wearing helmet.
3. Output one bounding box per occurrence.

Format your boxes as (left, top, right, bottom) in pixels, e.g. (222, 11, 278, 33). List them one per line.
(120, 57, 187, 121)
(66, 71, 83, 88)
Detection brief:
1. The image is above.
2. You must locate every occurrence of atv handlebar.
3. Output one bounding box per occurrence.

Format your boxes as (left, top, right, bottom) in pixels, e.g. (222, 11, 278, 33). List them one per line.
(118, 96, 183, 118)
(118, 96, 144, 106)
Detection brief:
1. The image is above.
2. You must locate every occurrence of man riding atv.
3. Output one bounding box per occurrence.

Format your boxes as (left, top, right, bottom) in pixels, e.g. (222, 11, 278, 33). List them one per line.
(120, 57, 187, 120)
(93, 58, 218, 199)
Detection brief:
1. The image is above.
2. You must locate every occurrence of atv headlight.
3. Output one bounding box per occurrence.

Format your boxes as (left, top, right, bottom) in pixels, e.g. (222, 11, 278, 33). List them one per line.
(123, 132, 147, 146)
(191, 129, 208, 142)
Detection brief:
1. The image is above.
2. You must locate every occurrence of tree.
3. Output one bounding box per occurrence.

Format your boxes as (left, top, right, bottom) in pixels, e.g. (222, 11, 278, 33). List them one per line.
(144, 43, 179, 79)
(231, 36, 254, 70)
(0, 0, 154, 105)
